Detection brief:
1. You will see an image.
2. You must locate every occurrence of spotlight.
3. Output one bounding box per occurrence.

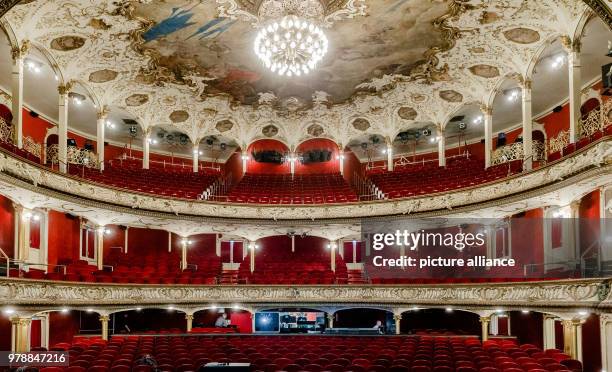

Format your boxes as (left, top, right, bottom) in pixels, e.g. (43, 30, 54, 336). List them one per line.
(445, 308, 453, 313)
(495, 309, 504, 314)
(61, 308, 69, 314)
(86, 308, 94, 313)
(167, 306, 175, 311)
(578, 310, 588, 316)
(135, 307, 142, 311)
(210, 305, 217, 310)
(3, 308, 15, 315)
(232, 304, 240, 310)
(521, 310, 530, 314)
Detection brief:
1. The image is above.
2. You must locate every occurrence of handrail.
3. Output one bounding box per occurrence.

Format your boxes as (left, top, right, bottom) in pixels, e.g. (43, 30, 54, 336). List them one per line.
(523, 260, 580, 277)
(0, 248, 9, 278)
(17, 261, 67, 275)
(580, 240, 601, 277)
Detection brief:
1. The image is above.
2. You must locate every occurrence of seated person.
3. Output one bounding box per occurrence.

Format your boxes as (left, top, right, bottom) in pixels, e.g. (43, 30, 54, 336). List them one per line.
(215, 313, 229, 327)
(372, 320, 384, 334)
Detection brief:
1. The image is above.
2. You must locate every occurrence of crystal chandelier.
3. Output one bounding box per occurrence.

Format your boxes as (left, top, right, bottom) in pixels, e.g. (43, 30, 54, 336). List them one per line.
(254, 15, 328, 77)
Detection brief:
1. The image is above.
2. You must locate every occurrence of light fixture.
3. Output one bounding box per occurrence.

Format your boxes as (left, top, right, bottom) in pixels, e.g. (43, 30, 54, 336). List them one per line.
(578, 310, 588, 316)
(381, 148, 387, 154)
(326, 242, 337, 250)
(241, 154, 249, 161)
(60, 308, 69, 313)
(551, 54, 566, 69)
(167, 306, 175, 311)
(25, 59, 42, 73)
(473, 116, 483, 124)
(32, 214, 41, 221)
(507, 89, 520, 102)
(3, 308, 15, 315)
(521, 310, 530, 314)
(135, 307, 142, 311)
(445, 307, 453, 312)
(86, 308, 94, 313)
(254, 15, 328, 77)
(495, 309, 504, 313)
(232, 304, 240, 310)
(105, 120, 115, 129)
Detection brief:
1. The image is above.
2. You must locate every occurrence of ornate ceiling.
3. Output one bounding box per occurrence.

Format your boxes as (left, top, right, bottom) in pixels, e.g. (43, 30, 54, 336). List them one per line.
(0, 0, 600, 149)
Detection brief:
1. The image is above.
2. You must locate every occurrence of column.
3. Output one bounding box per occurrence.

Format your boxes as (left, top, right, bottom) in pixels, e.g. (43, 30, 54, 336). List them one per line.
(11, 44, 27, 148)
(124, 226, 129, 254)
(386, 140, 393, 172)
(181, 238, 188, 270)
(215, 234, 221, 257)
(229, 240, 234, 263)
(241, 150, 248, 175)
(489, 314, 499, 336)
(289, 153, 296, 176)
(338, 147, 344, 176)
(10, 316, 32, 352)
(562, 319, 583, 360)
(600, 313, 612, 372)
(393, 314, 402, 335)
(58, 85, 70, 173)
(327, 313, 334, 329)
(291, 235, 295, 253)
(96, 109, 107, 171)
(328, 241, 337, 272)
(186, 313, 194, 332)
(167, 231, 172, 252)
(95, 226, 105, 270)
(437, 126, 446, 167)
(192, 143, 199, 173)
(479, 316, 491, 342)
(14, 204, 30, 261)
(99, 315, 110, 341)
(521, 79, 533, 171)
(249, 242, 257, 273)
(543, 314, 557, 350)
(142, 133, 150, 169)
(482, 105, 493, 168)
(565, 38, 582, 143)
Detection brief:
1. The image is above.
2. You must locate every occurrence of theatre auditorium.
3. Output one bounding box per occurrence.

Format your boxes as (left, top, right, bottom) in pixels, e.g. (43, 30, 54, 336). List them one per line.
(0, 0, 611, 371)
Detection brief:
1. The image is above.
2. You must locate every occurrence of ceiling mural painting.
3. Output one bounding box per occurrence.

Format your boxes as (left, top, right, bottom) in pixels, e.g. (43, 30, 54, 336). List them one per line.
(0, 0, 601, 151)
(126, 0, 466, 106)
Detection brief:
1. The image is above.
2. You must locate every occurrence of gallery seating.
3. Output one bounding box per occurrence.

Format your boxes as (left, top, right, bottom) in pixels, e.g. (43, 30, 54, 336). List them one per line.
(226, 173, 359, 204)
(43, 335, 582, 372)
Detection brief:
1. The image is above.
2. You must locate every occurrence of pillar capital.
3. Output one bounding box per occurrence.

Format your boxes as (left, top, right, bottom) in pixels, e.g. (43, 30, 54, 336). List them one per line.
(480, 104, 493, 116)
(10, 316, 32, 326)
(326, 314, 334, 321)
(11, 40, 30, 61)
(519, 78, 532, 91)
(393, 314, 402, 321)
(99, 315, 110, 322)
(185, 314, 194, 320)
(58, 82, 74, 97)
(561, 35, 581, 54)
(479, 316, 491, 323)
(97, 107, 110, 120)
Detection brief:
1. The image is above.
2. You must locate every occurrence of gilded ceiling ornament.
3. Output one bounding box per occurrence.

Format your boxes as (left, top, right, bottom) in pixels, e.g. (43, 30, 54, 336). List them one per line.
(169, 110, 190, 123)
(351, 118, 370, 131)
(503, 27, 541, 44)
(468, 64, 500, 79)
(262, 124, 279, 137)
(215, 120, 234, 132)
(307, 123, 324, 137)
(397, 107, 418, 121)
(125, 93, 149, 106)
(439, 90, 463, 103)
(88, 69, 119, 83)
(50, 35, 86, 51)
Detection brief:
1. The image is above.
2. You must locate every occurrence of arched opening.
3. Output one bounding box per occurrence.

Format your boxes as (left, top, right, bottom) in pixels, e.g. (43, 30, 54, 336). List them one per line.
(46, 309, 103, 348)
(112, 308, 185, 335)
(246, 139, 290, 174)
(333, 308, 393, 333)
(254, 307, 326, 333)
(399, 308, 480, 336)
(192, 307, 253, 333)
(294, 138, 339, 174)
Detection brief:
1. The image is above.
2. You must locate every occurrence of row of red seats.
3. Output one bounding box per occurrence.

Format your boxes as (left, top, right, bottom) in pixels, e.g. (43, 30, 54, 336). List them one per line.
(40, 335, 581, 372)
(227, 173, 359, 204)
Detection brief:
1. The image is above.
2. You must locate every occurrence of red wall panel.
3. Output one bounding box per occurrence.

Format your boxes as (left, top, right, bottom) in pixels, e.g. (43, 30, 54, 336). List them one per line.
(230, 310, 253, 333)
(246, 139, 290, 174)
(295, 139, 339, 175)
(511, 209, 544, 274)
(47, 211, 80, 266)
(0, 195, 15, 258)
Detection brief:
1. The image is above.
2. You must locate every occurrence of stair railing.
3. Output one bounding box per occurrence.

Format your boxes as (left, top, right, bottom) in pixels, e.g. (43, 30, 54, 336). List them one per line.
(580, 239, 601, 278)
(0, 248, 8, 277)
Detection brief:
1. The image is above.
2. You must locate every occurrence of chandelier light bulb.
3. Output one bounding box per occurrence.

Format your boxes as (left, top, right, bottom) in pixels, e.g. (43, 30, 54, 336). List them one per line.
(254, 15, 328, 77)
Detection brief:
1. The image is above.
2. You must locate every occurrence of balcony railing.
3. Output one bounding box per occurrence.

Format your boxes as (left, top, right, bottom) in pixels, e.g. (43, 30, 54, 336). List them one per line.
(47, 144, 99, 169)
(491, 140, 546, 166)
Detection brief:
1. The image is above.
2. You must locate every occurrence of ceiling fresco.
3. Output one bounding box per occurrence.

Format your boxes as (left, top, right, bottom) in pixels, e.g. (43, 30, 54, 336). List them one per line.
(129, 0, 456, 105)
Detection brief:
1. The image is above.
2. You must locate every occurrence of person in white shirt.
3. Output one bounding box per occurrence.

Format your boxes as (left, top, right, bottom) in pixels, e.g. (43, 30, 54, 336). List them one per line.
(215, 313, 229, 327)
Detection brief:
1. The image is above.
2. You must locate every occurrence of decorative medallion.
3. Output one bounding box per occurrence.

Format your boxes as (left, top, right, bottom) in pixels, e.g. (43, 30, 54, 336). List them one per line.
(125, 94, 149, 106)
(170, 110, 190, 123)
(307, 124, 325, 137)
(216, 120, 234, 133)
(88, 69, 119, 83)
(503, 27, 541, 44)
(439, 90, 463, 103)
(50, 36, 86, 51)
(352, 118, 370, 131)
(468, 64, 500, 79)
(262, 125, 279, 137)
(398, 107, 418, 121)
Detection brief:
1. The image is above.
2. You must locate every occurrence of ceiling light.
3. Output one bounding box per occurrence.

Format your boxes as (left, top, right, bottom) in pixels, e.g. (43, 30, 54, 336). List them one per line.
(135, 307, 142, 311)
(232, 304, 240, 310)
(60, 308, 69, 313)
(551, 54, 566, 69)
(86, 308, 94, 313)
(473, 116, 483, 124)
(445, 308, 453, 312)
(3, 308, 15, 315)
(254, 15, 328, 77)
(578, 310, 588, 316)
(521, 310, 530, 314)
